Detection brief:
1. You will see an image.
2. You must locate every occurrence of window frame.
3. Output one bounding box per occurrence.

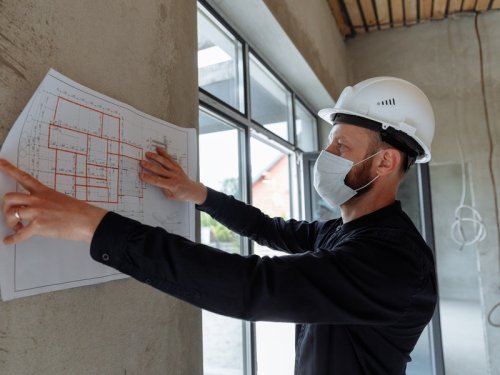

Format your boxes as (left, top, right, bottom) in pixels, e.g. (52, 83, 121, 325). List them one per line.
(197, 2, 320, 374)
(197, 1, 246, 115)
(294, 96, 319, 152)
(248, 50, 295, 144)
(197, 0, 318, 154)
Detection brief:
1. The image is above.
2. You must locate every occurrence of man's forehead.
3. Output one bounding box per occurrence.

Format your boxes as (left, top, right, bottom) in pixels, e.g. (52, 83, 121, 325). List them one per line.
(328, 123, 372, 141)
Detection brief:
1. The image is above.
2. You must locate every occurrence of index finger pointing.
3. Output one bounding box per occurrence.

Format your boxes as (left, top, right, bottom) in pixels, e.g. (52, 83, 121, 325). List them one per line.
(0, 159, 45, 193)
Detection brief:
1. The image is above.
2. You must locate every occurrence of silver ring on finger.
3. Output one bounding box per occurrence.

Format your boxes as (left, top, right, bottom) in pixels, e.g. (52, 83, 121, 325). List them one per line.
(14, 208, 22, 222)
(14, 205, 27, 222)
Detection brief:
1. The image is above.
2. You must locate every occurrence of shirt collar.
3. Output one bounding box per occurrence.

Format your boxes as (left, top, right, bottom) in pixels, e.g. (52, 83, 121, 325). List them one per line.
(339, 201, 402, 232)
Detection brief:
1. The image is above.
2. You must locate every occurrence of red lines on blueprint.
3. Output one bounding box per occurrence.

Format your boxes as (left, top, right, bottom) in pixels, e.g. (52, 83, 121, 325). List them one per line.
(47, 96, 143, 204)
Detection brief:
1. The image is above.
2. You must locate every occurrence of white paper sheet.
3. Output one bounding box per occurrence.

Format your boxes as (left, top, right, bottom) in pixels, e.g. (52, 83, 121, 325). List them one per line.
(0, 69, 197, 300)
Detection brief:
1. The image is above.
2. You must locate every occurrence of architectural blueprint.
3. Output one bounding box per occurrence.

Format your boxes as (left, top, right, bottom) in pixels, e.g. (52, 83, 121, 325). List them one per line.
(0, 69, 197, 300)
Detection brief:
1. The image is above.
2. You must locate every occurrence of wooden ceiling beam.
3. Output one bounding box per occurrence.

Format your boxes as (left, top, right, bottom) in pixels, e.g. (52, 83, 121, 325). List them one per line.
(448, 0, 463, 13)
(462, 0, 478, 11)
(344, 0, 367, 33)
(420, 0, 433, 19)
(475, 0, 492, 11)
(405, 0, 418, 24)
(373, 0, 391, 29)
(327, 0, 500, 39)
(432, 0, 448, 19)
(359, 0, 379, 31)
(391, 0, 404, 26)
(326, 0, 352, 37)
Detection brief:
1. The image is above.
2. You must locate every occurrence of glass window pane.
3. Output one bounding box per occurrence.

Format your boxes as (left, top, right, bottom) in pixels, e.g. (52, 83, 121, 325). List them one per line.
(197, 5, 244, 112)
(397, 166, 421, 231)
(295, 99, 317, 152)
(250, 137, 290, 228)
(199, 109, 245, 375)
(250, 54, 292, 141)
(250, 136, 295, 375)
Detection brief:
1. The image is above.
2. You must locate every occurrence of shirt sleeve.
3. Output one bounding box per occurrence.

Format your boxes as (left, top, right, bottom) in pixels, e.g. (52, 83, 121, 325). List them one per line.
(90, 212, 431, 325)
(196, 187, 320, 254)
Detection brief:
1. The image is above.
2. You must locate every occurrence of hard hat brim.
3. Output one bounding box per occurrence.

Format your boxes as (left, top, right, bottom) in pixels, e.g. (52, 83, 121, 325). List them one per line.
(318, 108, 431, 163)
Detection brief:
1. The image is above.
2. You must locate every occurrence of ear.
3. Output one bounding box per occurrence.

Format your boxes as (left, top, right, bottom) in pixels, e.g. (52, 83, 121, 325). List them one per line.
(375, 149, 402, 177)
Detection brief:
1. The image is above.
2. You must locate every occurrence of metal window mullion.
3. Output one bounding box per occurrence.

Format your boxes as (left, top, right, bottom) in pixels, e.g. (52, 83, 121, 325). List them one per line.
(238, 125, 253, 259)
(301, 152, 320, 221)
(313, 116, 320, 151)
(417, 163, 445, 375)
(288, 152, 302, 220)
(243, 42, 252, 122)
(240, 126, 256, 375)
(295, 150, 304, 219)
(243, 319, 257, 375)
(289, 91, 299, 219)
(242, 40, 257, 375)
(199, 91, 250, 127)
(290, 92, 297, 147)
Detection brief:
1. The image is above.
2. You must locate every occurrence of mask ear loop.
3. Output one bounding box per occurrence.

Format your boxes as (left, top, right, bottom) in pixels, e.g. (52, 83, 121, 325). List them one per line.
(352, 150, 383, 168)
(351, 150, 383, 192)
(354, 174, 380, 192)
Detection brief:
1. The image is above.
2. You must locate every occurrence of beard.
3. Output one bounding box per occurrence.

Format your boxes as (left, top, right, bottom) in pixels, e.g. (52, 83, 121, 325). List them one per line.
(344, 156, 376, 198)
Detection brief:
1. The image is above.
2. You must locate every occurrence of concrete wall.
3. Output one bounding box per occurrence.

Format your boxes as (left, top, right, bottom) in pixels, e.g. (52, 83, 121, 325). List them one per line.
(263, 0, 347, 100)
(347, 12, 500, 373)
(0, 1, 202, 374)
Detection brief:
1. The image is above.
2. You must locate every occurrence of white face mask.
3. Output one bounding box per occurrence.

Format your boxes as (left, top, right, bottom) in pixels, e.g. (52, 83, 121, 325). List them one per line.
(313, 150, 381, 207)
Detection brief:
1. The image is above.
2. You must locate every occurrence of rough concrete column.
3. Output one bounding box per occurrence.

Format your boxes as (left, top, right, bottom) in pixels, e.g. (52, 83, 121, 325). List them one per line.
(0, 1, 202, 374)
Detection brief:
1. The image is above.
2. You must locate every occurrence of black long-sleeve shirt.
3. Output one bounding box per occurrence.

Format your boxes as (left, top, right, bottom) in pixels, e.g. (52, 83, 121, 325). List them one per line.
(90, 188, 437, 374)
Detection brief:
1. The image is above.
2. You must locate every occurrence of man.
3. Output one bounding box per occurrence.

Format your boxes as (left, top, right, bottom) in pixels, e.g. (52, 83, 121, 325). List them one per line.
(1, 77, 437, 374)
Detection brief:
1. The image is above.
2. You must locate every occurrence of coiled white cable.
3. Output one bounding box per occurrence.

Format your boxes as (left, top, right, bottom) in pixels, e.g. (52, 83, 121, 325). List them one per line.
(488, 302, 500, 328)
(450, 134, 486, 250)
(474, 12, 499, 329)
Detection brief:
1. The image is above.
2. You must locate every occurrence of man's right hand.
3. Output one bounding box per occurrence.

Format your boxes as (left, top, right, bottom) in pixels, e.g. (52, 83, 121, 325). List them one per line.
(140, 147, 208, 205)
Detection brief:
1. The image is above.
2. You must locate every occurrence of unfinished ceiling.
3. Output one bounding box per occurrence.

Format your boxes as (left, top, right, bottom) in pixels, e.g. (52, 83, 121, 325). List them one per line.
(327, 0, 500, 37)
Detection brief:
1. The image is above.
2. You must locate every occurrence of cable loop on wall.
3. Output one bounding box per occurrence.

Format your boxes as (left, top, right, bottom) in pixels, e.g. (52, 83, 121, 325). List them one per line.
(450, 134, 486, 250)
(450, 205, 486, 249)
(488, 302, 500, 328)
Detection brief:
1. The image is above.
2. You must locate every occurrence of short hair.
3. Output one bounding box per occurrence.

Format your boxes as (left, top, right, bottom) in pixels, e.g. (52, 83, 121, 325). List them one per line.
(366, 130, 409, 177)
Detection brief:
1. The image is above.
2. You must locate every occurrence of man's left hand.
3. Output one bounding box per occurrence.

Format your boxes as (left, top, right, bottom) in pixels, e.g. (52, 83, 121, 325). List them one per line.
(0, 159, 107, 245)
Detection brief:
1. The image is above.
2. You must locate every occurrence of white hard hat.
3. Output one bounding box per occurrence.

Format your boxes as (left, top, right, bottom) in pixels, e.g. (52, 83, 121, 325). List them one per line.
(319, 77, 435, 163)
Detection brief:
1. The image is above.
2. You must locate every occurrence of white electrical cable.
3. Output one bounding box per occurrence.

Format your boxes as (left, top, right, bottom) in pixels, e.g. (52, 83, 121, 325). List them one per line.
(474, 12, 500, 329)
(449, 133, 486, 250)
(488, 302, 500, 328)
